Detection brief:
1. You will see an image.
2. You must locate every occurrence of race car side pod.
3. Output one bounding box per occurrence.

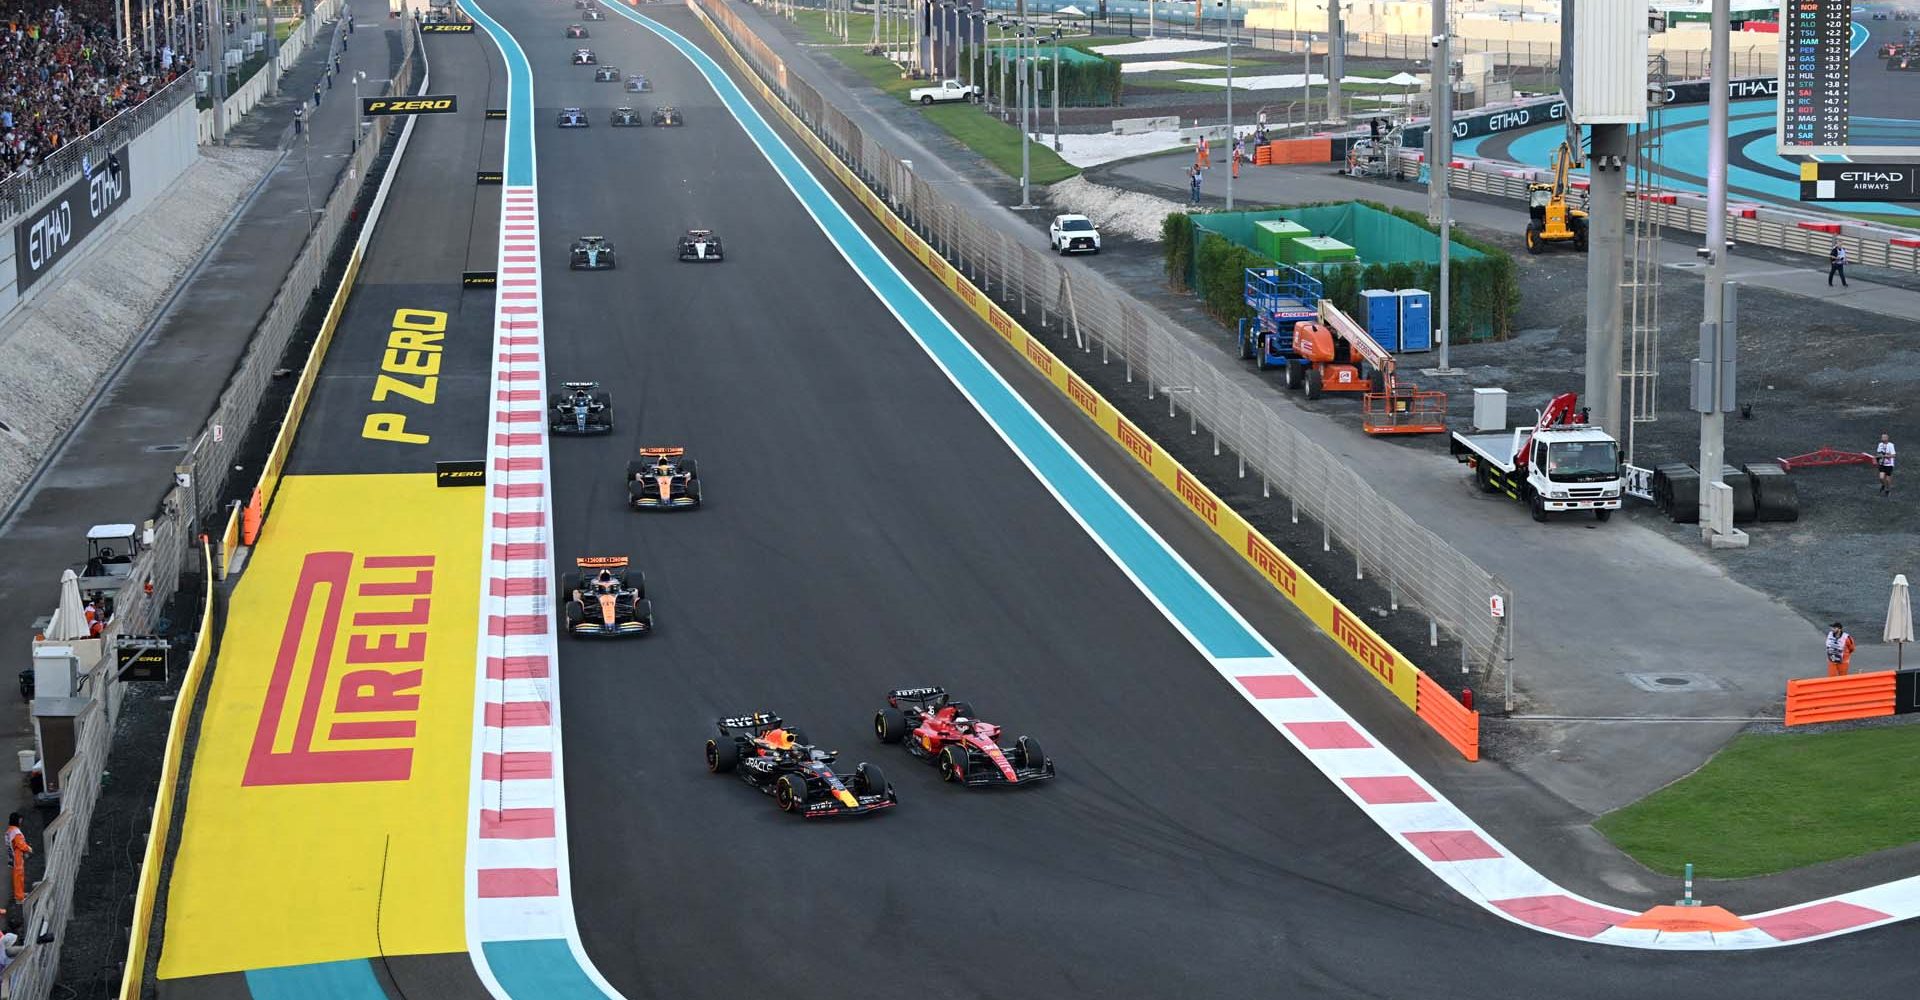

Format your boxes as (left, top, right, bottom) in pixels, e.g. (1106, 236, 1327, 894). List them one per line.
(241, 487, 264, 545)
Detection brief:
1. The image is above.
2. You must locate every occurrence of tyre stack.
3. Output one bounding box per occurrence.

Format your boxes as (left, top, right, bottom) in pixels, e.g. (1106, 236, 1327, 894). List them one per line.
(1647, 462, 1797, 524)
(1743, 462, 1800, 522)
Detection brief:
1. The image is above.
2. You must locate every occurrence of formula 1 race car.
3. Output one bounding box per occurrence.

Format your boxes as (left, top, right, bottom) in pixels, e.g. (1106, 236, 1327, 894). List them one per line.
(584, 5, 605, 18)
(560, 557, 654, 638)
(556, 107, 590, 128)
(874, 687, 1054, 786)
(706, 712, 897, 817)
(594, 65, 621, 83)
(651, 105, 684, 126)
(1892, 50, 1920, 71)
(570, 235, 617, 269)
(549, 381, 613, 435)
(572, 48, 596, 65)
(610, 106, 644, 127)
(565, 23, 588, 37)
(625, 73, 653, 93)
(677, 228, 723, 261)
(627, 447, 701, 509)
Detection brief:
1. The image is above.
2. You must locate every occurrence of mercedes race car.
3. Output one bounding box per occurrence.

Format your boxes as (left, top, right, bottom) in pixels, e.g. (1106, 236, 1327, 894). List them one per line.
(594, 65, 622, 83)
(565, 23, 588, 37)
(677, 228, 723, 261)
(556, 107, 590, 128)
(549, 381, 613, 435)
(625, 73, 653, 93)
(627, 447, 701, 509)
(610, 106, 644, 127)
(560, 557, 654, 638)
(651, 105, 684, 126)
(706, 713, 897, 818)
(570, 235, 617, 269)
(874, 687, 1054, 787)
(572, 48, 596, 65)
(584, 5, 605, 17)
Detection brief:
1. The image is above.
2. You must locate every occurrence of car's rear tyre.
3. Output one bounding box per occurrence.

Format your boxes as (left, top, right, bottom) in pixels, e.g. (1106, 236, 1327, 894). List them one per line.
(548, 393, 567, 412)
(626, 460, 649, 480)
(855, 762, 888, 797)
(875, 707, 906, 743)
(679, 458, 698, 479)
(939, 744, 969, 783)
(920, 95, 933, 105)
(560, 572, 581, 600)
(776, 773, 810, 812)
(630, 571, 646, 600)
(706, 737, 738, 773)
(1016, 736, 1045, 772)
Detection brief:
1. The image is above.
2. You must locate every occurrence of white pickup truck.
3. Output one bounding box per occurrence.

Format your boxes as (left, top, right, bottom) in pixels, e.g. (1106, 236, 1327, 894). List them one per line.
(909, 79, 981, 105)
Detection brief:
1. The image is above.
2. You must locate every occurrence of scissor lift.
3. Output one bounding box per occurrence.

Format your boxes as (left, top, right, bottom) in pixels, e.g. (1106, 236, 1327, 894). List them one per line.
(1239, 265, 1323, 389)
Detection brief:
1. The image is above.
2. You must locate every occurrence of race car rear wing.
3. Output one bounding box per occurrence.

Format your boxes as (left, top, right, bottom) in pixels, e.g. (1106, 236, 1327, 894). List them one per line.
(888, 686, 945, 701)
(576, 556, 629, 568)
(562, 381, 598, 390)
(717, 712, 782, 733)
(638, 446, 685, 457)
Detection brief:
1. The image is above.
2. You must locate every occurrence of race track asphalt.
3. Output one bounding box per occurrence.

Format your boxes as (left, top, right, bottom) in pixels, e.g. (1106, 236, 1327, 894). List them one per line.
(481, 4, 1920, 998)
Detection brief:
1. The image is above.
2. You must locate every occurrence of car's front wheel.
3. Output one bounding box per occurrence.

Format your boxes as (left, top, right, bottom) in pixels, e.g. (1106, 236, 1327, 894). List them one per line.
(776, 773, 810, 812)
(939, 744, 969, 783)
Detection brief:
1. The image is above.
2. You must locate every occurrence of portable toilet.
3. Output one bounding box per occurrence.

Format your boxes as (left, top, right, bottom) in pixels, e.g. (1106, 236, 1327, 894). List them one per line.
(1360, 289, 1400, 351)
(1396, 288, 1432, 351)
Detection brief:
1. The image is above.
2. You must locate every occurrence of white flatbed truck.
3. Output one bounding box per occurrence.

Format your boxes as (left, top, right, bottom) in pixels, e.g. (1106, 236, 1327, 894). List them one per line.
(1449, 392, 1624, 522)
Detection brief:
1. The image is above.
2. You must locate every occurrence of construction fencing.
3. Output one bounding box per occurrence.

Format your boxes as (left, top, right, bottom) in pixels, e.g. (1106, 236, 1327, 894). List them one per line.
(712, 0, 1513, 678)
(0, 22, 422, 1000)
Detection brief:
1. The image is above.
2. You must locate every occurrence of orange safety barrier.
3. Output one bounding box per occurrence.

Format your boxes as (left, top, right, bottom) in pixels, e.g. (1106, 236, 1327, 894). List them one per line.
(1254, 144, 1272, 166)
(1415, 671, 1479, 761)
(1362, 389, 1448, 435)
(1784, 670, 1896, 726)
(240, 487, 263, 546)
(1263, 138, 1332, 165)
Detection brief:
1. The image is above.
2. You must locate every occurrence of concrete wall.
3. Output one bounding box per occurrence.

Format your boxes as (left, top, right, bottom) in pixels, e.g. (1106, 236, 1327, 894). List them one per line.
(0, 96, 202, 323)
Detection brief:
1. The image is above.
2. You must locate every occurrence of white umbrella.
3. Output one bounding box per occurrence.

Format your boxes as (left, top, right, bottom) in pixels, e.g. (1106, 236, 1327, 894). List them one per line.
(46, 569, 90, 641)
(1886, 574, 1914, 669)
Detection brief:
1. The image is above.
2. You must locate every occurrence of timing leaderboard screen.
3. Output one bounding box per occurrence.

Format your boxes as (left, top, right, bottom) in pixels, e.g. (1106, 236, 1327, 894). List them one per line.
(1779, 0, 1920, 156)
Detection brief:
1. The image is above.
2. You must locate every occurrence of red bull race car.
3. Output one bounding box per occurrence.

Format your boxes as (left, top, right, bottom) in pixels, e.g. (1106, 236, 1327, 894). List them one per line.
(873, 687, 1054, 786)
(627, 447, 701, 509)
(560, 557, 654, 638)
(706, 712, 897, 817)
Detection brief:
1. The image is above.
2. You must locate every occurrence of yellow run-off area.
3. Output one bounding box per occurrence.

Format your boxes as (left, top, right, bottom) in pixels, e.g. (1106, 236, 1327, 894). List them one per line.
(159, 474, 480, 979)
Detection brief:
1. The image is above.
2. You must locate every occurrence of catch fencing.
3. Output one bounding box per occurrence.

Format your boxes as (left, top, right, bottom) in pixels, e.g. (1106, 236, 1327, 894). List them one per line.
(708, 0, 1513, 678)
(0, 21, 422, 1000)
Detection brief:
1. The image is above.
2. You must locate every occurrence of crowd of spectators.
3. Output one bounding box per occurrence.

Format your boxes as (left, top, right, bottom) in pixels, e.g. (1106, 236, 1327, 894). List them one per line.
(2, 3, 187, 183)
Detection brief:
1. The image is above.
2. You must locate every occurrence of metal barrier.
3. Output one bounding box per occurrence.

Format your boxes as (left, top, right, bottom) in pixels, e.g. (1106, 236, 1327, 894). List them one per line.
(0, 73, 196, 226)
(706, 0, 1513, 677)
(1398, 153, 1920, 276)
(0, 21, 423, 1000)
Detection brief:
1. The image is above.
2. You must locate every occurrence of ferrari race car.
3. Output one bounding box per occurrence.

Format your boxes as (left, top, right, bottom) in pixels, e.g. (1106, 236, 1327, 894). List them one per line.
(706, 713, 897, 817)
(677, 228, 723, 261)
(565, 23, 588, 37)
(584, 5, 605, 17)
(610, 106, 645, 127)
(627, 447, 701, 509)
(625, 73, 653, 93)
(651, 105, 684, 126)
(556, 107, 590, 128)
(874, 687, 1054, 786)
(560, 557, 654, 638)
(549, 381, 613, 435)
(572, 48, 596, 65)
(594, 65, 622, 83)
(570, 235, 617, 269)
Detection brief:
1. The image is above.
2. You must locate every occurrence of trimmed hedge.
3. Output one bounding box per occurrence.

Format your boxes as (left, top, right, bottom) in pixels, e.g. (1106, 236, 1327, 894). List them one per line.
(981, 50, 1122, 107)
(1162, 212, 1195, 290)
(1194, 233, 1272, 328)
(1165, 201, 1522, 342)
